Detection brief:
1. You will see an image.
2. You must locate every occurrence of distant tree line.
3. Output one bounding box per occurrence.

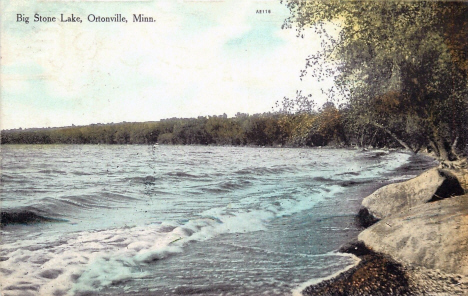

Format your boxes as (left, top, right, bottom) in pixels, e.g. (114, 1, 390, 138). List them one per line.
(0, 106, 402, 148)
(2, 99, 466, 158)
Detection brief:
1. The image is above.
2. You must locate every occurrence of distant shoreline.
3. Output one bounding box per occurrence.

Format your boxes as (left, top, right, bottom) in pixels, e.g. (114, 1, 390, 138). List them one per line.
(0, 113, 424, 152)
(0, 142, 407, 151)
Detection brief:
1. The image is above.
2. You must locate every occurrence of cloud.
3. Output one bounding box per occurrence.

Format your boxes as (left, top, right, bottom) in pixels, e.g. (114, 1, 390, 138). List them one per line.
(1, 0, 337, 129)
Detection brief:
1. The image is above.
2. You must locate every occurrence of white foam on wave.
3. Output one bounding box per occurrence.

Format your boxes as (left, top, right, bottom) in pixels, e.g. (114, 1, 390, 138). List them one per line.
(0, 151, 413, 296)
(1, 179, 334, 295)
(276, 186, 343, 217)
(347, 151, 411, 180)
(1, 223, 186, 296)
(0, 212, 270, 295)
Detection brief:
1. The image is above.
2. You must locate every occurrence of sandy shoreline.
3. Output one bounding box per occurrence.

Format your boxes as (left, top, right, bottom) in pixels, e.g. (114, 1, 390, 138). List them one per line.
(299, 152, 468, 296)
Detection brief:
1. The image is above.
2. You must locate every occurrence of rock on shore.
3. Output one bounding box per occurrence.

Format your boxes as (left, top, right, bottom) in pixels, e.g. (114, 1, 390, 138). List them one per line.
(301, 166, 468, 295)
(359, 194, 468, 276)
(361, 168, 464, 220)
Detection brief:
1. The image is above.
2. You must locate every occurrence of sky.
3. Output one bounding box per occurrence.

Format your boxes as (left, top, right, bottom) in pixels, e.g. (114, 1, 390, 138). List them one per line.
(1, 0, 336, 129)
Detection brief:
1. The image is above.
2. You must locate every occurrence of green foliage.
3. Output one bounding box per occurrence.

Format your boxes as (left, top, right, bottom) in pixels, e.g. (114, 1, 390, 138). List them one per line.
(1, 109, 354, 148)
(282, 0, 468, 159)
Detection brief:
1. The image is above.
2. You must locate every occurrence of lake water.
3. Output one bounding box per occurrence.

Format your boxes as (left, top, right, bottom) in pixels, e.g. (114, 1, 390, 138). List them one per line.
(0, 145, 433, 296)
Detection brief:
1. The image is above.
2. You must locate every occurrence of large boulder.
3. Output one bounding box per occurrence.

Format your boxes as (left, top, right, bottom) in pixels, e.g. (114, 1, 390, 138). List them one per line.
(362, 168, 464, 219)
(358, 194, 468, 275)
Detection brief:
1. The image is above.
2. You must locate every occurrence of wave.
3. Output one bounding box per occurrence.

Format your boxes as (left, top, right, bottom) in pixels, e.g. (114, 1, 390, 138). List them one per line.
(218, 180, 252, 190)
(166, 171, 202, 178)
(41, 192, 140, 213)
(71, 171, 93, 176)
(202, 187, 231, 194)
(1, 219, 222, 295)
(0, 181, 334, 295)
(6, 191, 142, 220)
(337, 171, 361, 176)
(100, 191, 140, 201)
(338, 179, 374, 187)
(313, 176, 334, 182)
(310, 176, 374, 188)
(41, 196, 112, 211)
(37, 169, 68, 175)
(1, 210, 67, 227)
(234, 165, 297, 176)
(1, 174, 31, 184)
(124, 175, 159, 184)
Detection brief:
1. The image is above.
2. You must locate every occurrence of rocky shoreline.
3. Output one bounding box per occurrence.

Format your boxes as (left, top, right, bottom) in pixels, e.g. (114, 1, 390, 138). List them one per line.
(303, 241, 468, 296)
(303, 241, 411, 296)
(301, 157, 468, 296)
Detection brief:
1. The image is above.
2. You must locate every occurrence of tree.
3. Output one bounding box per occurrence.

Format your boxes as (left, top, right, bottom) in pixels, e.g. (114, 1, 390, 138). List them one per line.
(282, 1, 468, 160)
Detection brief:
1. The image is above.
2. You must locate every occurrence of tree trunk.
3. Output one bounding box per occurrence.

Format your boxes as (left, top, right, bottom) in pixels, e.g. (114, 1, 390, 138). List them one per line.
(370, 122, 415, 153)
(432, 133, 450, 161)
(412, 142, 423, 154)
(427, 120, 455, 161)
(339, 125, 350, 146)
(369, 130, 378, 148)
(359, 127, 366, 148)
(429, 139, 441, 157)
(450, 136, 461, 160)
